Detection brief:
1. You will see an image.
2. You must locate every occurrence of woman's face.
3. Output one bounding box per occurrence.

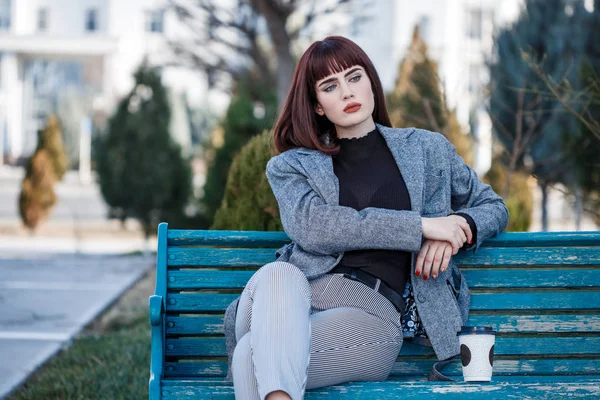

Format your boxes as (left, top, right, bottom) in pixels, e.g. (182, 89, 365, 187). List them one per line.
(314, 64, 375, 134)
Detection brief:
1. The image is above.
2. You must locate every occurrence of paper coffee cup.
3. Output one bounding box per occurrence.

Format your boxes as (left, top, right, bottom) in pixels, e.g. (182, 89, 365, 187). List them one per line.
(456, 326, 496, 382)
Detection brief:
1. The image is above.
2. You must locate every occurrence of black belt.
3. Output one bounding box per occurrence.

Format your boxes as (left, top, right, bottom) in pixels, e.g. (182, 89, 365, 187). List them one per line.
(331, 266, 405, 314)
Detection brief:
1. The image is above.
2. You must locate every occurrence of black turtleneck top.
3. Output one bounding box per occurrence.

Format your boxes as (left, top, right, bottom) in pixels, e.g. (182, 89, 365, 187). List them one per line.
(329, 126, 477, 297)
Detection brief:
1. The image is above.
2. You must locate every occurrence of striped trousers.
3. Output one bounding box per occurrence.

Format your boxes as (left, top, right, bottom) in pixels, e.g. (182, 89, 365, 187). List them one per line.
(232, 261, 404, 400)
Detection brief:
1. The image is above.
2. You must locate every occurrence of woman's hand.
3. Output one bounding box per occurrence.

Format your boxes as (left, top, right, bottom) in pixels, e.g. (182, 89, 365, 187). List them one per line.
(421, 215, 473, 254)
(415, 239, 453, 280)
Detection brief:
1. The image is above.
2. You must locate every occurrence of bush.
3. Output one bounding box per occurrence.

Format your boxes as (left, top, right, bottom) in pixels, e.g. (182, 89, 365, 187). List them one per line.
(211, 129, 282, 231)
(483, 155, 533, 232)
(18, 147, 57, 231)
(387, 25, 474, 165)
(95, 61, 193, 238)
(200, 76, 277, 228)
(38, 114, 69, 181)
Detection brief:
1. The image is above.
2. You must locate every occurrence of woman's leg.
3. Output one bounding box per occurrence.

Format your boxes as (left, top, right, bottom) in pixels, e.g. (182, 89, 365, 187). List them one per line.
(305, 306, 402, 389)
(232, 261, 312, 400)
(233, 305, 402, 398)
(232, 265, 403, 399)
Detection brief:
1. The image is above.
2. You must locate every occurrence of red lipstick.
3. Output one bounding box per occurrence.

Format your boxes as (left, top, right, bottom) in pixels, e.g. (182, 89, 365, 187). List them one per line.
(343, 102, 361, 113)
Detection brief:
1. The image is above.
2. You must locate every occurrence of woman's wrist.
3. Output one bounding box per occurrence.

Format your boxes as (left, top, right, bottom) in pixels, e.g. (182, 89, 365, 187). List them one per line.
(421, 217, 430, 238)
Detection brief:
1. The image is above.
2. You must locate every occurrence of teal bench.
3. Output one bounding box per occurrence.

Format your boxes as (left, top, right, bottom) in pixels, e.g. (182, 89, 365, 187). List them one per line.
(149, 222, 600, 399)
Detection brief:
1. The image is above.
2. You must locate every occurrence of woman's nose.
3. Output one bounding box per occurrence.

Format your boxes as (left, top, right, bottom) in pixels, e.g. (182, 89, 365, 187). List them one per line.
(340, 81, 355, 100)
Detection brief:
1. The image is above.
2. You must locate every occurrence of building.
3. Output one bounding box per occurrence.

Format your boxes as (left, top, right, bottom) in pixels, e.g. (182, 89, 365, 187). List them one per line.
(0, 0, 228, 166)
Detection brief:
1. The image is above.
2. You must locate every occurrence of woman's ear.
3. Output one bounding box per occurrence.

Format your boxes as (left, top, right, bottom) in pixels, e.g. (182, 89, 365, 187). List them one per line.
(315, 104, 324, 116)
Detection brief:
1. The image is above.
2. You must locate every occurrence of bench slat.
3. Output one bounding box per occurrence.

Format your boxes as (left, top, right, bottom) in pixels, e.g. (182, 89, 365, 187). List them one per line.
(167, 248, 274, 267)
(166, 247, 600, 267)
(167, 230, 289, 247)
(160, 376, 600, 399)
(164, 314, 600, 335)
(452, 247, 600, 266)
(165, 230, 600, 248)
(162, 358, 600, 378)
(165, 292, 600, 312)
(164, 336, 600, 357)
(479, 231, 600, 247)
(166, 269, 600, 290)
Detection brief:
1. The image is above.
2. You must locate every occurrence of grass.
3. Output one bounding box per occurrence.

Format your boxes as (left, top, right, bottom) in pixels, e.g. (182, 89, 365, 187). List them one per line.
(8, 267, 156, 400)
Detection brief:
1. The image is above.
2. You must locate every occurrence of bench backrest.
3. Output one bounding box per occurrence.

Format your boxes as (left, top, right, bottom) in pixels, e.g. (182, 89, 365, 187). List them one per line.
(152, 223, 600, 380)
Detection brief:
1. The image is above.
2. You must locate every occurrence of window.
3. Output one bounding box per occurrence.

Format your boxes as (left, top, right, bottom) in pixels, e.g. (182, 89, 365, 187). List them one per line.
(466, 8, 482, 39)
(146, 9, 164, 33)
(86, 9, 97, 31)
(0, 0, 10, 30)
(37, 7, 47, 32)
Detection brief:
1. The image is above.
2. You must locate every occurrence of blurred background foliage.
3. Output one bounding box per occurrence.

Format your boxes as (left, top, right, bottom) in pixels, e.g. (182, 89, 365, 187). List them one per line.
(18, 115, 68, 231)
(211, 129, 282, 231)
(199, 72, 278, 229)
(88, 0, 600, 235)
(94, 62, 192, 238)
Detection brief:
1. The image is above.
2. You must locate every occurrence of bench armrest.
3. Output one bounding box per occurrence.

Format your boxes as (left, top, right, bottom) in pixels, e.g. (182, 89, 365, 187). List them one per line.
(149, 295, 164, 326)
(149, 295, 165, 400)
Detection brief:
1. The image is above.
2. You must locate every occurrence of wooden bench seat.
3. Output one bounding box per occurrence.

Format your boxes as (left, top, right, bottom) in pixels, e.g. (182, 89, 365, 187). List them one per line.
(149, 223, 600, 399)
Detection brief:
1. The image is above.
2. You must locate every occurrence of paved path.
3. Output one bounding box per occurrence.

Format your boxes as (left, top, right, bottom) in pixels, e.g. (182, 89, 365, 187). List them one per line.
(0, 252, 154, 399)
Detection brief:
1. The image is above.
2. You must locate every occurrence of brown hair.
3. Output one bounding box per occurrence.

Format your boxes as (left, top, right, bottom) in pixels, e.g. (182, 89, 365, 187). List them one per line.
(272, 36, 392, 155)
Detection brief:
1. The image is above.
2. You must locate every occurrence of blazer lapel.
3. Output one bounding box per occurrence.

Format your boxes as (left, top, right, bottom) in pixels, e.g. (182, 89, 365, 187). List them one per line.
(377, 124, 424, 213)
(297, 149, 340, 205)
(296, 124, 424, 213)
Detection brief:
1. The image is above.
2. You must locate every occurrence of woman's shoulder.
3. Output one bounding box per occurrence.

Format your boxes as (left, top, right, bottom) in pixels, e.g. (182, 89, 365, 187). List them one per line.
(266, 148, 310, 175)
(379, 124, 450, 150)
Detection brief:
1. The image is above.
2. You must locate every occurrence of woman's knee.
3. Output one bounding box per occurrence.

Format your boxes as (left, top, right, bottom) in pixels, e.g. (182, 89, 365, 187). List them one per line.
(251, 261, 309, 292)
(236, 262, 310, 339)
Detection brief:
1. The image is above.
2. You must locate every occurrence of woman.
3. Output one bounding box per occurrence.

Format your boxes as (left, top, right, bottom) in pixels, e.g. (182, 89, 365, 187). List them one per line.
(222, 36, 508, 400)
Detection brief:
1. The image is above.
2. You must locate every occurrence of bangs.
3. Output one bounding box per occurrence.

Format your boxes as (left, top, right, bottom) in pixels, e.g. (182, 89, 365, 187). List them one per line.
(307, 42, 366, 89)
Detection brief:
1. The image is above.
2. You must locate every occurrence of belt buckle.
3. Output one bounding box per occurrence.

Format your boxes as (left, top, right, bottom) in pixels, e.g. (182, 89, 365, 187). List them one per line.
(342, 270, 358, 281)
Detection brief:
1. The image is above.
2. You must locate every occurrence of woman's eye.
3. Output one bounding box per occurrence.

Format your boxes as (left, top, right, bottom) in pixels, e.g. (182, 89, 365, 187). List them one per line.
(325, 85, 336, 92)
(350, 75, 361, 82)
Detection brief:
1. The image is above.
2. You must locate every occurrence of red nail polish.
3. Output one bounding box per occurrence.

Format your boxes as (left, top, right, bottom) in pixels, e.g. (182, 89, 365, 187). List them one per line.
(469, 240, 472, 244)
(423, 275, 428, 280)
(415, 270, 421, 276)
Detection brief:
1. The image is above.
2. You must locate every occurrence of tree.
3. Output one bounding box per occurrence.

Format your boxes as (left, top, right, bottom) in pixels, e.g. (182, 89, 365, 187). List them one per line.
(387, 26, 474, 165)
(522, 1, 600, 226)
(211, 129, 282, 230)
(95, 61, 193, 238)
(167, 0, 359, 110)
(18, 135, 57, 232)
(38, 114, 69, 181)
(199, 73, 278, 228)
(488, 0, 587, 230)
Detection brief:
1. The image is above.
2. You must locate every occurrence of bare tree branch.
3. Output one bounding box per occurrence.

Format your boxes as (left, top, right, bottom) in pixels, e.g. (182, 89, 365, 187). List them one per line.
(546, 182, 600, 223)
(522, 52, 600, 142)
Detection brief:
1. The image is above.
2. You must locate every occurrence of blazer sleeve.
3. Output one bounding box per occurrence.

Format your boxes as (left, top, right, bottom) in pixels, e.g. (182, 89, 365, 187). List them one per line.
(444, 138, 509, 252)
(266, 155, 423, 256)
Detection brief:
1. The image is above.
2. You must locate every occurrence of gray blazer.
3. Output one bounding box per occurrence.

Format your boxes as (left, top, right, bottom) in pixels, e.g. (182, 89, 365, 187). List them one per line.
(222, 124, 509, 381)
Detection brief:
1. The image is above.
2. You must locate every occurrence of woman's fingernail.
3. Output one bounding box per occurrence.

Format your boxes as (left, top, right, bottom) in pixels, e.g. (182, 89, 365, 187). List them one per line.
(423, 275, 428, 280)
(415, 270, 421, 276)
(469, 239, 472, 244)
(432, 274, 437, 279)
